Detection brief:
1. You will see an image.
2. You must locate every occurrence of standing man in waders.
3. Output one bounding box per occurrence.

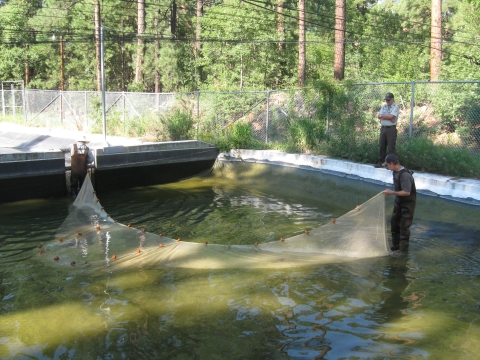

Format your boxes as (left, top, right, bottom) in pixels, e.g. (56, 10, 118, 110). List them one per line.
(70, 136, 94, 199)
(383, 154, 416, 252)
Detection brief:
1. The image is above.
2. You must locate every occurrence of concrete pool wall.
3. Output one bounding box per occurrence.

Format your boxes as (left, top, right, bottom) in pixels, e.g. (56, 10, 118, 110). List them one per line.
(222, 149, 480, 205)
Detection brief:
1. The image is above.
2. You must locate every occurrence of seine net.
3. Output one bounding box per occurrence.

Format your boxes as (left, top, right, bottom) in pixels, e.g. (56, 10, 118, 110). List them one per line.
(47, 177, 390, 271)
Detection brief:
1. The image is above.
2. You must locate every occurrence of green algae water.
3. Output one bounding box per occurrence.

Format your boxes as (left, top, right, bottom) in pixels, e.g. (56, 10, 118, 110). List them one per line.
(1, 162, 480, 359)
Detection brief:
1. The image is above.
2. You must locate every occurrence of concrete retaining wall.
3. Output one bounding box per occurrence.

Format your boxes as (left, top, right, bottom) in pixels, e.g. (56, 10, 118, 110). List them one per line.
(226, 150, 480, 204)
(0, 151, 67, 203)
(92, 141, 219, 192)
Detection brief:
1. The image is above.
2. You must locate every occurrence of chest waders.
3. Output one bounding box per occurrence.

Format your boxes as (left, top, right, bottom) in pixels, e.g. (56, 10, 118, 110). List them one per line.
(70, 144, 89, 197)
(391, 168, 416, 252)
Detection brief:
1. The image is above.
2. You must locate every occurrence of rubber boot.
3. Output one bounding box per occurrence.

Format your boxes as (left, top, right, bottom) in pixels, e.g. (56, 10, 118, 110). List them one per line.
(390, 235, 400, 251)
(399, 240, 409, 253)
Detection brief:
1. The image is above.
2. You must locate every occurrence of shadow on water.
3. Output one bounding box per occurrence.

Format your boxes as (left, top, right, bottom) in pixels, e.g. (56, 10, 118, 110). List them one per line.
(1, 162, 480, 359)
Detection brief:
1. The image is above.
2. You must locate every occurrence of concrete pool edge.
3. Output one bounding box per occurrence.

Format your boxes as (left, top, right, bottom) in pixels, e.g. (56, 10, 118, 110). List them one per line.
(220, 149, 480, 206)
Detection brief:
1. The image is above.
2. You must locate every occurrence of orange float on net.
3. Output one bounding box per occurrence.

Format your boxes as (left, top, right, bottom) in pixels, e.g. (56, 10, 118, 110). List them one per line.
(96, 199, 100, 203)
(177, 238, 182, 242)
(204, 241, 208, 245)
(159, 233, 164, 237)
(71, 261, 76, 266)
(101, 207, 105, 210)
(280, 238, 285, 242)
(254, 242, 259, 246)
(142, 228, 146, 232)
(77, 232, 82, 236)
(58, 238, 63, 242)
(54, 256, 59, 261)
(93, 191, 96, 194)
(158, 243, 163, 248)
(112, 255, 117, 260)
(331, 218, 336, 224)
(40, 249, 45, 255)
(305, 230, 309, 235)
(136, 249, 141, 253)
(115, 220, 118, 222)
(127, 224, 132, 228)
(95, 225, 101, 231)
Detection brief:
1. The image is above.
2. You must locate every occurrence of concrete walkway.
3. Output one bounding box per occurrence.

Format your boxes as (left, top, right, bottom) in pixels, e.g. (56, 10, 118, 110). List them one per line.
(0, 122, 146, 154)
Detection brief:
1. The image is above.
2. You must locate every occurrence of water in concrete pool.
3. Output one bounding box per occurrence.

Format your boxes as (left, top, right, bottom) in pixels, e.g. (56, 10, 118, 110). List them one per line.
(1, 162, 479, 359)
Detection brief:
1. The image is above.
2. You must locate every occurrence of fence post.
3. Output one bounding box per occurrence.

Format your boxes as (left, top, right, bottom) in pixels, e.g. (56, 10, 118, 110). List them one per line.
(326, 94, 329, 140)
(11, 84, 16, 119)
(1, 83, 4, 117)
(22, 82, 27, 122)
(265, 90, 270, 143)
(409, 82, 415, 141)
(84, 91, 88, 128)
(196, 91, 200, 140)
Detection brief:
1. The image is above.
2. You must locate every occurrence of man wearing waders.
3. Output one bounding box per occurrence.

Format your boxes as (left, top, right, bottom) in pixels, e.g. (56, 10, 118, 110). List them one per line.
(383, 154, 416, 252)
(70, 136, 94, 199)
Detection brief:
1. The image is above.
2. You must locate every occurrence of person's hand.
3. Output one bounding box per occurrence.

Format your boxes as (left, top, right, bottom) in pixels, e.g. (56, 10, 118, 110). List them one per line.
(384, 189, 394, 196)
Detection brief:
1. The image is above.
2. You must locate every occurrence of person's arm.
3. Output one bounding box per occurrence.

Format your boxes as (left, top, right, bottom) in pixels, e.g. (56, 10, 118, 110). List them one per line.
(384, 189, 410, 196)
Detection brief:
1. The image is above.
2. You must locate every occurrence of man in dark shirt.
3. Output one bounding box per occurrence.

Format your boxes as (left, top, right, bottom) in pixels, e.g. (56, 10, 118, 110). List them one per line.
(383, 154, 416, 252)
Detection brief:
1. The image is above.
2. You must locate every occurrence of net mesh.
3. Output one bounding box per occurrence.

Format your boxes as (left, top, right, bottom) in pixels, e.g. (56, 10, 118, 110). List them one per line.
(47, 177, 390, 271)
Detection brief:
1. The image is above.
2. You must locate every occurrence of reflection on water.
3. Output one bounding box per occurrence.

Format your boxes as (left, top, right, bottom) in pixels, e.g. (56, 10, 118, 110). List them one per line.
(1, 164, 480, 359)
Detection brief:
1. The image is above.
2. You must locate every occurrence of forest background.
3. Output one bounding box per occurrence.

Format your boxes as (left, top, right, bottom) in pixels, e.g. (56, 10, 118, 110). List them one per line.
(1, 0, 480, 178)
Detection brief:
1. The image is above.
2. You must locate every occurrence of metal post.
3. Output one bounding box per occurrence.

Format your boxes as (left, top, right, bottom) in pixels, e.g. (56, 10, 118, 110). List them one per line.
(409, 82, 415, 140)
(196, 91, 200, 139)
(100, 25, 107, 144)
(1, 82, 5, 117)
(22, 82, 27, 122)
(265, 90, 270, 143)
(60, 91, 63, 124)
(84, 91, 88, 128)
(11, 84, 15, 119)
(326, 94, 329, 139)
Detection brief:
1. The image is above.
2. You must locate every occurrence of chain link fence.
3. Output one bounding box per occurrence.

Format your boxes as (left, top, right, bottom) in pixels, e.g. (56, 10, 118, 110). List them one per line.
(1, 81, 479, 159)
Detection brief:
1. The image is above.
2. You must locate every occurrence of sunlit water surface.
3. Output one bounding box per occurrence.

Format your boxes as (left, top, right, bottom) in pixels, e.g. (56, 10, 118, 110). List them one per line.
(1, 163, 480, 359)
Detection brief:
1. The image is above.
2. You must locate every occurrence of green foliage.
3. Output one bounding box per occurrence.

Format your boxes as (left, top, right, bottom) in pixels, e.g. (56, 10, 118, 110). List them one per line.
(288, 119, 325, 152)
(160, 109, 195, 141)
(397, 138, 480, 178)
(204, 121, 262, 153)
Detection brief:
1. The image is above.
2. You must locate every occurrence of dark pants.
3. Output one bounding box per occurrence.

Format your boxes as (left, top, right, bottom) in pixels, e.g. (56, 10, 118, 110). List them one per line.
(70, 173, 86, 196)
(378, 126, 397, 163)
(391, 200, 415, 249)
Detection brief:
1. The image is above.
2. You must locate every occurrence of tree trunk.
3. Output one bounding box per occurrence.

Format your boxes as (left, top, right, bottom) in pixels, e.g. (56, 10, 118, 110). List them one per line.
(277, 0, 285, 51)
(135, 0, 145, 85)
(195, 0, 203, 87)
(94, 0, 101, 92)
(430, 0, 442, 80)
(154, 6, 161, 93)
(24, 45, 29, 86)
(298, 0, 305, 87)
(334, 0, 346, 80)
